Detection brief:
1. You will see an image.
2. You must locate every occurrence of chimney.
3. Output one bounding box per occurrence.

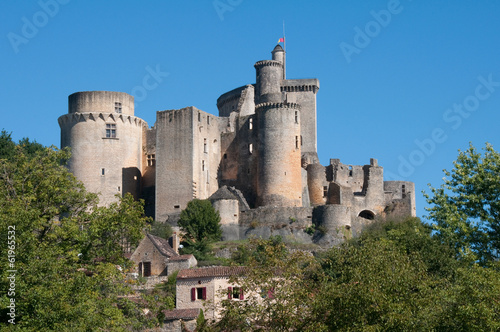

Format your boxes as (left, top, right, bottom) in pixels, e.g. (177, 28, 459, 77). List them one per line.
(169, 232, 179, 254)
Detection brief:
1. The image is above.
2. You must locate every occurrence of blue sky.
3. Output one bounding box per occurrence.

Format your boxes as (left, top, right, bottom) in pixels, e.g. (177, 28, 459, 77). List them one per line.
(2, 0, 500, 218)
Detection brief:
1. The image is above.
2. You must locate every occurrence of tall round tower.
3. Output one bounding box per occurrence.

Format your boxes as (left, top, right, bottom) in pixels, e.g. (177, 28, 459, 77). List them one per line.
(58, 91, 147, 206)
(255, 102, 302, 207)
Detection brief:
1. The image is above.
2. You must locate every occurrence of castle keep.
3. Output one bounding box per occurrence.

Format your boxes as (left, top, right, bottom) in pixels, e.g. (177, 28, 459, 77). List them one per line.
(58, 45, 415, 245)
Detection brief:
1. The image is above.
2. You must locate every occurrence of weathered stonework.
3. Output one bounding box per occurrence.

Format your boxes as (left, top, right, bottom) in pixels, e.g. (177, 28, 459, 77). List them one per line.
(59, 44, 416, 247)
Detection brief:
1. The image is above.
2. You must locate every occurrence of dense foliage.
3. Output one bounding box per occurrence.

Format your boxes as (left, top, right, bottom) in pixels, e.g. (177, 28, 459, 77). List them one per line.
(202, 218, 500, 331)
(0, 137, 155, 331)
(178, 199, 222, 260)
(425, 143, 500, 265)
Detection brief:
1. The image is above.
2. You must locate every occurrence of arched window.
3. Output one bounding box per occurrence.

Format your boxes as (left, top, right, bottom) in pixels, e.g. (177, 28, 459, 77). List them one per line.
(358, 210, 375, 220)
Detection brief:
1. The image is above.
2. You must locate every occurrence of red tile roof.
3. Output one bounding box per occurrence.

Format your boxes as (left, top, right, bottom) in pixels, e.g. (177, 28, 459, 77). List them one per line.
(162, 308, 200, 320)
(177, 266, 246, 279)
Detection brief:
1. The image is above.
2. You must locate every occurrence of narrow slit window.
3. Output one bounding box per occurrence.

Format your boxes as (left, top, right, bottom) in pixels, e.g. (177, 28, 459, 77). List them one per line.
(198, 112, 201, 122)
(295, 111, 298, 123)
(295, 136, 299, 149)
(204, 138, 207, 153)
(202, 160, 205, 171)
(101, 168, 105, 176)
(249, 118, 253, 130)
(248, 143, 253, 154)
(207, 116, 210, 125)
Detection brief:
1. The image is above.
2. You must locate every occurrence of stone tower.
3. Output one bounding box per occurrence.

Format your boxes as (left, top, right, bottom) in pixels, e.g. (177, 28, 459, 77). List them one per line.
(58, 91, 147, 206)
(254, 57, 303, 207)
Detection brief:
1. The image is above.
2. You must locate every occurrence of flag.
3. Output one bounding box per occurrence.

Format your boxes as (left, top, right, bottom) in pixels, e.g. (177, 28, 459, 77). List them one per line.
(278, 37, 284, 43)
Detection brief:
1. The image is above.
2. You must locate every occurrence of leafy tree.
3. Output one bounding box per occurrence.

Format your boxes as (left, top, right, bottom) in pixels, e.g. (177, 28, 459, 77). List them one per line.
(178, 199, 222, 259)
(149, 220, 173, 240)
(424, 143, 500, 264)
(205, 237, 328, 332)
(0, 130, 15, 159)
(0, 144, 153, 330)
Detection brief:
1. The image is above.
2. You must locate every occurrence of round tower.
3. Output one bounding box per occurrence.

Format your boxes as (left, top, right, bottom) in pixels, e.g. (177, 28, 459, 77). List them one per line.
(307, 163, 326, 206)
(254, 60, 283, 104)
(58, 91, 146, 206)
(255, 102, 302, 207)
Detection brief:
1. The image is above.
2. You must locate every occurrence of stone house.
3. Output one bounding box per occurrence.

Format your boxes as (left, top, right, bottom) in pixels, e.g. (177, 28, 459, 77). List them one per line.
(130, 233, 196, 277)
(175, 266, 247, 320)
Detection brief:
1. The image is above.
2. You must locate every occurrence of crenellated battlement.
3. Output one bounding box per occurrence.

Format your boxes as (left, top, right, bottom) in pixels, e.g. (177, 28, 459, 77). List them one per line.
(255, 102, 301, 111)
(58, 112, 147, 127)
(254, 60, 282, 68)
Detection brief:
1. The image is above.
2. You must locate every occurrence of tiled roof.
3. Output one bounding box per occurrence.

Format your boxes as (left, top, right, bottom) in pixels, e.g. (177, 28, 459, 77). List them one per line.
(146, 233, 178, 258)
(168, 254, 194, 261)
(162, 308, 200, 320)
(177, 266, 246, 279)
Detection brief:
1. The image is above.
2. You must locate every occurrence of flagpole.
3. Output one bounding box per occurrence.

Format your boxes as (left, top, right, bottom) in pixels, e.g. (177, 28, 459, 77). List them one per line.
(283, 20, 286, 80)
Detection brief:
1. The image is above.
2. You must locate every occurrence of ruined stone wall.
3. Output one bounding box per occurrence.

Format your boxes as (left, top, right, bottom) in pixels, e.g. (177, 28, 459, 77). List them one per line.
(384, 181, 417, 217)
(59, 91, 144, 207)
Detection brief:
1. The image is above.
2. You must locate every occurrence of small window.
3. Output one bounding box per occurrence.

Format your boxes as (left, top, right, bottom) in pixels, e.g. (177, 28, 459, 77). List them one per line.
(294, 111, 298, 123)
(202, 160, 205, 171)
(106, 124, 116, 138)
(198, 112, 201, 122)
(101, 168, 105, 176)
(147, 154, 156, 167)
(174, 205, 180, 209)
(204, 138, 207, 153)
(323, 186, 328, 197)
(301, 135, 303, 146)
(115, 102, 122, 113)
(249, 118, 253, 130)
(348, 166, 353, 177)
(207, 116, 210, 125)
(142, 262, 151, 277)
(228, 287, 244, 300)
(249, 143, 253, 154)
(117, 186, 120, 192)
(295, 136, 299, 149)
(224, 153, 227, 159)
(169, 113, 173, 122)
(192, 287, 207, 301)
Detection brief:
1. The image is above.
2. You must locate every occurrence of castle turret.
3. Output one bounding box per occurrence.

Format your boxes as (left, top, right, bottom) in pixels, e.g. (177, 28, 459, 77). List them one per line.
(58, 91, 146, 206)
(271, 44, 285, 79)
(254, 60, 283, 104)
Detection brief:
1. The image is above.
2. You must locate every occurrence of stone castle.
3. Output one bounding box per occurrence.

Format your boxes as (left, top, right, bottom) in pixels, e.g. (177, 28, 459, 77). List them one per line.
(58, 44, 415, 246)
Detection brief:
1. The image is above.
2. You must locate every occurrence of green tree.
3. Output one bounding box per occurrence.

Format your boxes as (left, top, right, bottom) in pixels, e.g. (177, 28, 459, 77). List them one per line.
(149, 220, 173, 240)
(178, 199, 222, 260)
(0, 130, 16, 159)
(0, 145, 153, 331)
(424, 143, 500, 264)
(205, 238, 327, 332)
